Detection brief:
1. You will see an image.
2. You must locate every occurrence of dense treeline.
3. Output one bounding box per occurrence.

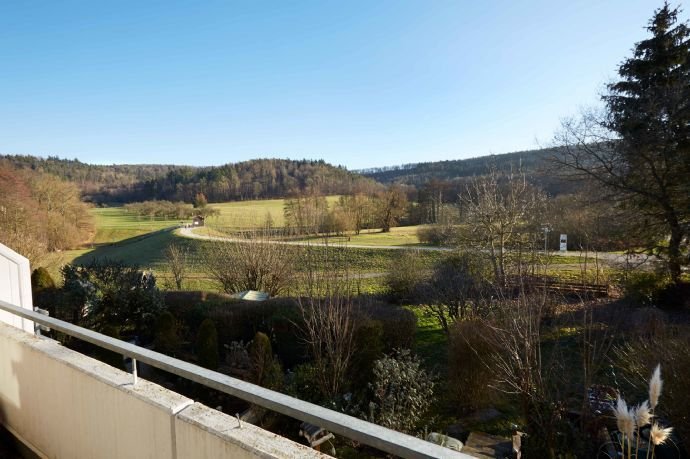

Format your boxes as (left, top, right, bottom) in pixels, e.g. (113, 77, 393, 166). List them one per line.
(1, 155, 376, 204)
(0, 161, 94, 263)
(360, 148, 551, 182)
(360, 147, 584, 196)
(1, 154, 177, 200)
(134, 158, 376, 203)
(123, 200, 219, 220)
(283, 185, 408, 235)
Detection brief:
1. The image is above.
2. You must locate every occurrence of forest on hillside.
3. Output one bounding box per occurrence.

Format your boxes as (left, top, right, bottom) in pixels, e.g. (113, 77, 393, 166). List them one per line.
(359, 147, 583, 196)
(1, 155, 376, 204)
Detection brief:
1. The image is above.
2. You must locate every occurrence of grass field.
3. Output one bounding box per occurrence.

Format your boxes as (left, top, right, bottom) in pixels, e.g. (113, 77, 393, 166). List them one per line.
(207, 196, 341, 230)
(298, 225, 424, 246)
(91, 207, 183, 244)
(39, 200, 619, 291)
(42, 206, 445, 292)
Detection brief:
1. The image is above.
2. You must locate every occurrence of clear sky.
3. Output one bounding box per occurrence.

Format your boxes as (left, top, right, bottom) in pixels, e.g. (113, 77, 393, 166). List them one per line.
(0, 0, 662, 169)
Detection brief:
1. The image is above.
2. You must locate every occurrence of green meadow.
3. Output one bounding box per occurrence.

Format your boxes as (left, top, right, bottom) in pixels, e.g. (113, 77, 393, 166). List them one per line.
(297, 225, 424, 247)
(207, 195, 341, 230)
(40, 199, 616, 291)
(91, 207, 183, 244)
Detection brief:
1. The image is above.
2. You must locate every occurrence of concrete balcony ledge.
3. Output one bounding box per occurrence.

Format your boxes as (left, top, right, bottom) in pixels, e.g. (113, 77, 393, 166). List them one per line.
(176, 403, 322, 459)
(0, 322, 324, 459)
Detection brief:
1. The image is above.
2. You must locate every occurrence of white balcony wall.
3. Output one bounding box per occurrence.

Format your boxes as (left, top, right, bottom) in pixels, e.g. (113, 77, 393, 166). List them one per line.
(0, 322, 324, 459)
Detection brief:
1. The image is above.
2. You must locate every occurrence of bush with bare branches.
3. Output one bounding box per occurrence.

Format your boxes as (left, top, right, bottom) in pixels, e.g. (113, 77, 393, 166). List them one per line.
(200, 230, 296, 296)
(296, 245, 356, 401)
(456, 167, 547, 285)
(164, 242, 191, 289)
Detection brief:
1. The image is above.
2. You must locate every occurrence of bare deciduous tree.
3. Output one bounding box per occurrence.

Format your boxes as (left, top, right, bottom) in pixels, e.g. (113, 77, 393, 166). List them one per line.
(376, 185, 408, 233)
(484, 290, 567, 457)
(164, 242, 190, 290)
(296, 245, 356, 400)
(457, 168, 546, 285)
(339, 193, 374, 235)
(284, 192, 328, 235)
(201, 230, 296, 296)
(420, 250, 493, 334)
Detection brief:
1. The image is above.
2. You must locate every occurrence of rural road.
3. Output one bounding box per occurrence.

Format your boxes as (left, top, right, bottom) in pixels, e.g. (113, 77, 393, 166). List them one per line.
(178, 226, 451, 251)
(177, 226, 652, 265)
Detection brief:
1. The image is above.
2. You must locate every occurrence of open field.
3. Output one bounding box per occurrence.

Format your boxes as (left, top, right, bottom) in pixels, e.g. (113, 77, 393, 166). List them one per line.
(297, 225, 424, 247)
(40, 202, 624, 293)
(207, 196, 341, 229)
(91, 207, 183, 244)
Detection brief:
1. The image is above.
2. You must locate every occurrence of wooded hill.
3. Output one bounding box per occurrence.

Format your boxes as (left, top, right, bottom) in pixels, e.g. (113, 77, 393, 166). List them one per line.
(1, 155, 377, 204)
(3, 148, 581, 205)
(359, 147, 579, 196)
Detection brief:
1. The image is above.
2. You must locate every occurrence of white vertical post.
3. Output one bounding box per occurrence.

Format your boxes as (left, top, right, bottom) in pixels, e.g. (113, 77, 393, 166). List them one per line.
(132, 358, 138, 386)
(0, 243, 34, 333)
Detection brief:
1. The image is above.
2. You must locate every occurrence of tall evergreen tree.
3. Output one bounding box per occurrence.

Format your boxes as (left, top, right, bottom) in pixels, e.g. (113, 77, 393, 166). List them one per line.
(557, 2, 690, 282)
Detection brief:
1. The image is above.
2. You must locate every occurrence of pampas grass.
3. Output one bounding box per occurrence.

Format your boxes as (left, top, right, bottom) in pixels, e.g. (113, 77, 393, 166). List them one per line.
(634, 400, 652, 429)
(614, 396, 636, 439)
(611, 364, 674, 459)
(649, 422, 673, 446)
(649, 364, 662, 410)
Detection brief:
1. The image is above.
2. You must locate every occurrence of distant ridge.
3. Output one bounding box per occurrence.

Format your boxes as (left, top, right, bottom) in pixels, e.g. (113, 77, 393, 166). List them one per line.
(0, 155, 375, 204)
(358, 147, 555, 183)
(358, 147, 576, 195)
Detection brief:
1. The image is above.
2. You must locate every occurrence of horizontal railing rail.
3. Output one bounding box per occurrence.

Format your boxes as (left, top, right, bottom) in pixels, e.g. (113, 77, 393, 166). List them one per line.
(0, 299, 470, 459)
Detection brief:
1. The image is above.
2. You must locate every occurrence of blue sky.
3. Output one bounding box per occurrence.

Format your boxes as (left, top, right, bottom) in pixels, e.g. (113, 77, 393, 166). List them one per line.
(0, 1, 661, 169)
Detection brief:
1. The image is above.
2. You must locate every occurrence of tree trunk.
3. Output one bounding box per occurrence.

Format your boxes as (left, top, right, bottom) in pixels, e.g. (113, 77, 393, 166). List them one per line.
(668, 219, 684, 284)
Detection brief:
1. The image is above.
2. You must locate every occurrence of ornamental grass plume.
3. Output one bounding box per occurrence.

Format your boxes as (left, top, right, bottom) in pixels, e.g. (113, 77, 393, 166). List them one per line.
(611, 365, 673, 459)
(613, 396, 636, 439)
(634, 400, 652, 427)
(649, 364, 663, 410)
(649, 422, 673, 446)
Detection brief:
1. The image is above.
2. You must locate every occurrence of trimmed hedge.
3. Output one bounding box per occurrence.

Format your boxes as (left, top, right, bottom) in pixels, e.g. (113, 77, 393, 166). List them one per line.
(165, 291, 417, 370)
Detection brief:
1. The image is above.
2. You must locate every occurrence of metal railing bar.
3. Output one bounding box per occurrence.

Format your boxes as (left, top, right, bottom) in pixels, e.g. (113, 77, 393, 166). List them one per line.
(0, 299, 470, 459)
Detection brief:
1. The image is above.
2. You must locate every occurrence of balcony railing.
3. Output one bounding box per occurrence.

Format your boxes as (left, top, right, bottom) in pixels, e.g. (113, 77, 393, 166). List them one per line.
(0, 298, 471, 459)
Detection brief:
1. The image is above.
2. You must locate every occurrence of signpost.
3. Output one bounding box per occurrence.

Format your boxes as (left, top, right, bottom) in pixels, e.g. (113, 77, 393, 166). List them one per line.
(559, 234, 568, 252)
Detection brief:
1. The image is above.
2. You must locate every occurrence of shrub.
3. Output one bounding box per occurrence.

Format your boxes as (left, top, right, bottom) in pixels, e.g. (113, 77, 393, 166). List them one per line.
(286, 363, 323, 404)
(416, 224, 456, 246)
(58, 260, 163, 337)
(97, 324, 123, 369)
(31, 267, 56, 290)
(655, 281, 690, 310)
(249, 332, 283, 390)
(362, 302, 417, 351)
(350, 318, 385, 390)
(365, 349, 435, 434)
(420, 251, 493, 333)
(625, 307, 667, 339)
(269, 307, 306, 368)
(196, 319, 219, 370)
(448, 320, 498, 413)
(31, 267, 57, 312)
(200, 232, 297, 296)
(385, 251, 425, 303)
(154, 311, 180, 356)
(621, 272, 670, 307)
(165, 292, 307, 367)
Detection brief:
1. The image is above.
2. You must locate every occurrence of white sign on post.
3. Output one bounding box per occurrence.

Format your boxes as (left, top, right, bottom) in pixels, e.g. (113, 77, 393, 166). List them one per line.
(0, 243, 35, 333)
(559, 234, 568, 252)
